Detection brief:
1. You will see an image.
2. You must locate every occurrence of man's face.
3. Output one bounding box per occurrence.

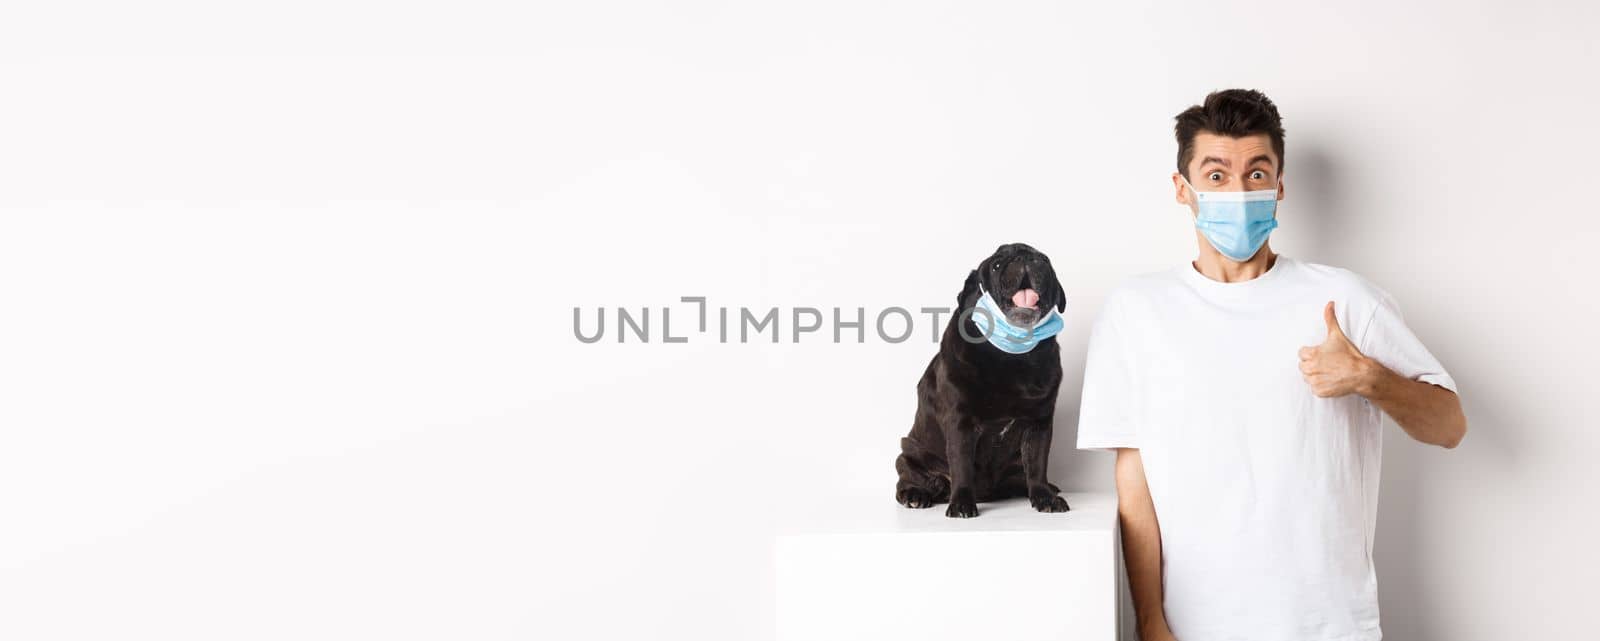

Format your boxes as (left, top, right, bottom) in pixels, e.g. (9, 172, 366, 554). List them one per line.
(1172, 132, 1284, 212)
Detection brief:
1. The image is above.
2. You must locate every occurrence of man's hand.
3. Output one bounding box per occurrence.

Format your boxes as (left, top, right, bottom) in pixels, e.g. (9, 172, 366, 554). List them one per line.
(1298, 301, 1377, 398)
(1138, 621, 1180, 641)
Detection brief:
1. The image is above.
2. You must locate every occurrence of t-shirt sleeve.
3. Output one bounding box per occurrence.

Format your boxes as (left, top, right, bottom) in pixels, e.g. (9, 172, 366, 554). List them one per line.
(1356, 291, 1458, 394)
(1075, 293, 1140, 452)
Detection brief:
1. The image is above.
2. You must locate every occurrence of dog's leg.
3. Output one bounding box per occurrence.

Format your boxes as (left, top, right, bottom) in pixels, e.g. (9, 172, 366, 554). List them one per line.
(1021, 424, 1070, 513)
(944, 420, 980, 518)
(894, 450, 944, 509)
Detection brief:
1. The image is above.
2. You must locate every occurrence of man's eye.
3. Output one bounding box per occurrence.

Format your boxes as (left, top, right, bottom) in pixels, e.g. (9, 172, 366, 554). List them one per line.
(1251, 170, 1266, 180)
(1208, 172, 1223, 181)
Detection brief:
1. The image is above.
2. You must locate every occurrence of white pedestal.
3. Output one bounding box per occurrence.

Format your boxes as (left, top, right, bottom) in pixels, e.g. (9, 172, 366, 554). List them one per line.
(774, 492, 1123, 641)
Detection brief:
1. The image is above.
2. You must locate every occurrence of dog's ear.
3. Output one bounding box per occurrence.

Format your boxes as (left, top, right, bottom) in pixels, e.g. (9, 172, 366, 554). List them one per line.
(1050, 275, 1067, 313)
(957, 269, 980, 308)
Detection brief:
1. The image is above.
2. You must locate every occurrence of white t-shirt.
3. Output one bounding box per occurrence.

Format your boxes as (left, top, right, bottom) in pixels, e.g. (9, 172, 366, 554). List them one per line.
(1075, 255, 1456, 641)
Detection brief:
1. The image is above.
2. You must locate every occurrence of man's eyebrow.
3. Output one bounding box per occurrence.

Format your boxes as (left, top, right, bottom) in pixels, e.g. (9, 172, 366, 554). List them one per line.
(1248, 154, 1277, 167)
(1199, 156, 1230, 167)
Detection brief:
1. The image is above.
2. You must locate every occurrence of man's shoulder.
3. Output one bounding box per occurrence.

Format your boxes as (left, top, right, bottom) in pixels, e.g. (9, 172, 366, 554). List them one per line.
(1107, 265, 1185, 295)
(1286, 258, 1396, 307)
(1097, 267, 1189, 318)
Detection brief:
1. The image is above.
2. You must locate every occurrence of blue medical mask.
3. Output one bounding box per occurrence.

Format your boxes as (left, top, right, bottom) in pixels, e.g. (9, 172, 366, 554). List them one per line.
(968, 285, 1064, 354)
(1183, 176, 1280, 262)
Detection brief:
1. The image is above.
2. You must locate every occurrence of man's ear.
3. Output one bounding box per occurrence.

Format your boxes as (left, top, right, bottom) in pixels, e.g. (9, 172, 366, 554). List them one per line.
(957, 269, 980, 308)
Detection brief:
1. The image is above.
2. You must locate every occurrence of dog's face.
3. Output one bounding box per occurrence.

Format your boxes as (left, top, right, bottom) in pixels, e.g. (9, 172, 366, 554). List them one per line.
(970, 243, 1065, 327)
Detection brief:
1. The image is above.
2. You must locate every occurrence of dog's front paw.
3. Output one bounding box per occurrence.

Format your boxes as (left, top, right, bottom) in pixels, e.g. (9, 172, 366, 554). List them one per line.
(945, 490, 978, 518)
(1030, 491, 1071, 513)
(896, 487, 937, 509)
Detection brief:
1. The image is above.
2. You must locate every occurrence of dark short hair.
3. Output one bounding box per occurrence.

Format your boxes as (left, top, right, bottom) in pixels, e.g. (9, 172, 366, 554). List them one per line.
(1174, 89, 1285, 179)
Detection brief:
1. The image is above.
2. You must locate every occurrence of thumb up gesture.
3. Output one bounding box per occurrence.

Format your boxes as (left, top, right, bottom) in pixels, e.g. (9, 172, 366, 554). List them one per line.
(1299, 302, 1377, 398)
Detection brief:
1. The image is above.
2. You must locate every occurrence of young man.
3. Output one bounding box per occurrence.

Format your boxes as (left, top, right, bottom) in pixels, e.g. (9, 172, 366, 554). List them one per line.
(1075, 89, 1467, 641)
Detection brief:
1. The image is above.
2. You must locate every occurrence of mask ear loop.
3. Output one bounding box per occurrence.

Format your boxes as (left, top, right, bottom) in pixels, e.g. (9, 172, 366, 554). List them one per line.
(968, 282, 997, 333)
(1181, 175, 1204, 223)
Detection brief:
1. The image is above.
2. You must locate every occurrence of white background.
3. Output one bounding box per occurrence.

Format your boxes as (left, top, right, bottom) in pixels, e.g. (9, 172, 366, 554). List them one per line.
(3, 2, 1597, 640)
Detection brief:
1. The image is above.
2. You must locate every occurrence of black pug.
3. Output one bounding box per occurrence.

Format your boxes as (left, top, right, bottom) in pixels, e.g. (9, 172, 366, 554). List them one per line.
(894, 243, 1071, 518)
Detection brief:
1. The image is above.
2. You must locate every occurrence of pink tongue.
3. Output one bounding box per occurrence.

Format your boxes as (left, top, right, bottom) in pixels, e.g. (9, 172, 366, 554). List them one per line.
(1012, 289, 1040, 309)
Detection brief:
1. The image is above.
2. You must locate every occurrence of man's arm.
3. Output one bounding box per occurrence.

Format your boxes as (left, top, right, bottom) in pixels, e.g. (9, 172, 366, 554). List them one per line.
(1115, 447, 1177, 641)
(1299, 301, 1467, 448)
(1357, 364, 1466, 448)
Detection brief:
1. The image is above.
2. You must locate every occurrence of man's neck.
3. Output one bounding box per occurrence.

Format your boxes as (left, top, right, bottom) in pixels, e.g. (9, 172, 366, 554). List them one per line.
(1193, 245, 1277, 283)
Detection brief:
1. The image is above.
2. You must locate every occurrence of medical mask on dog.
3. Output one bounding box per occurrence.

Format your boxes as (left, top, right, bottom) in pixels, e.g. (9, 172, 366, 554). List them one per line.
(1183, 176, 1280, 262)
(969, 285, 1063, 354)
